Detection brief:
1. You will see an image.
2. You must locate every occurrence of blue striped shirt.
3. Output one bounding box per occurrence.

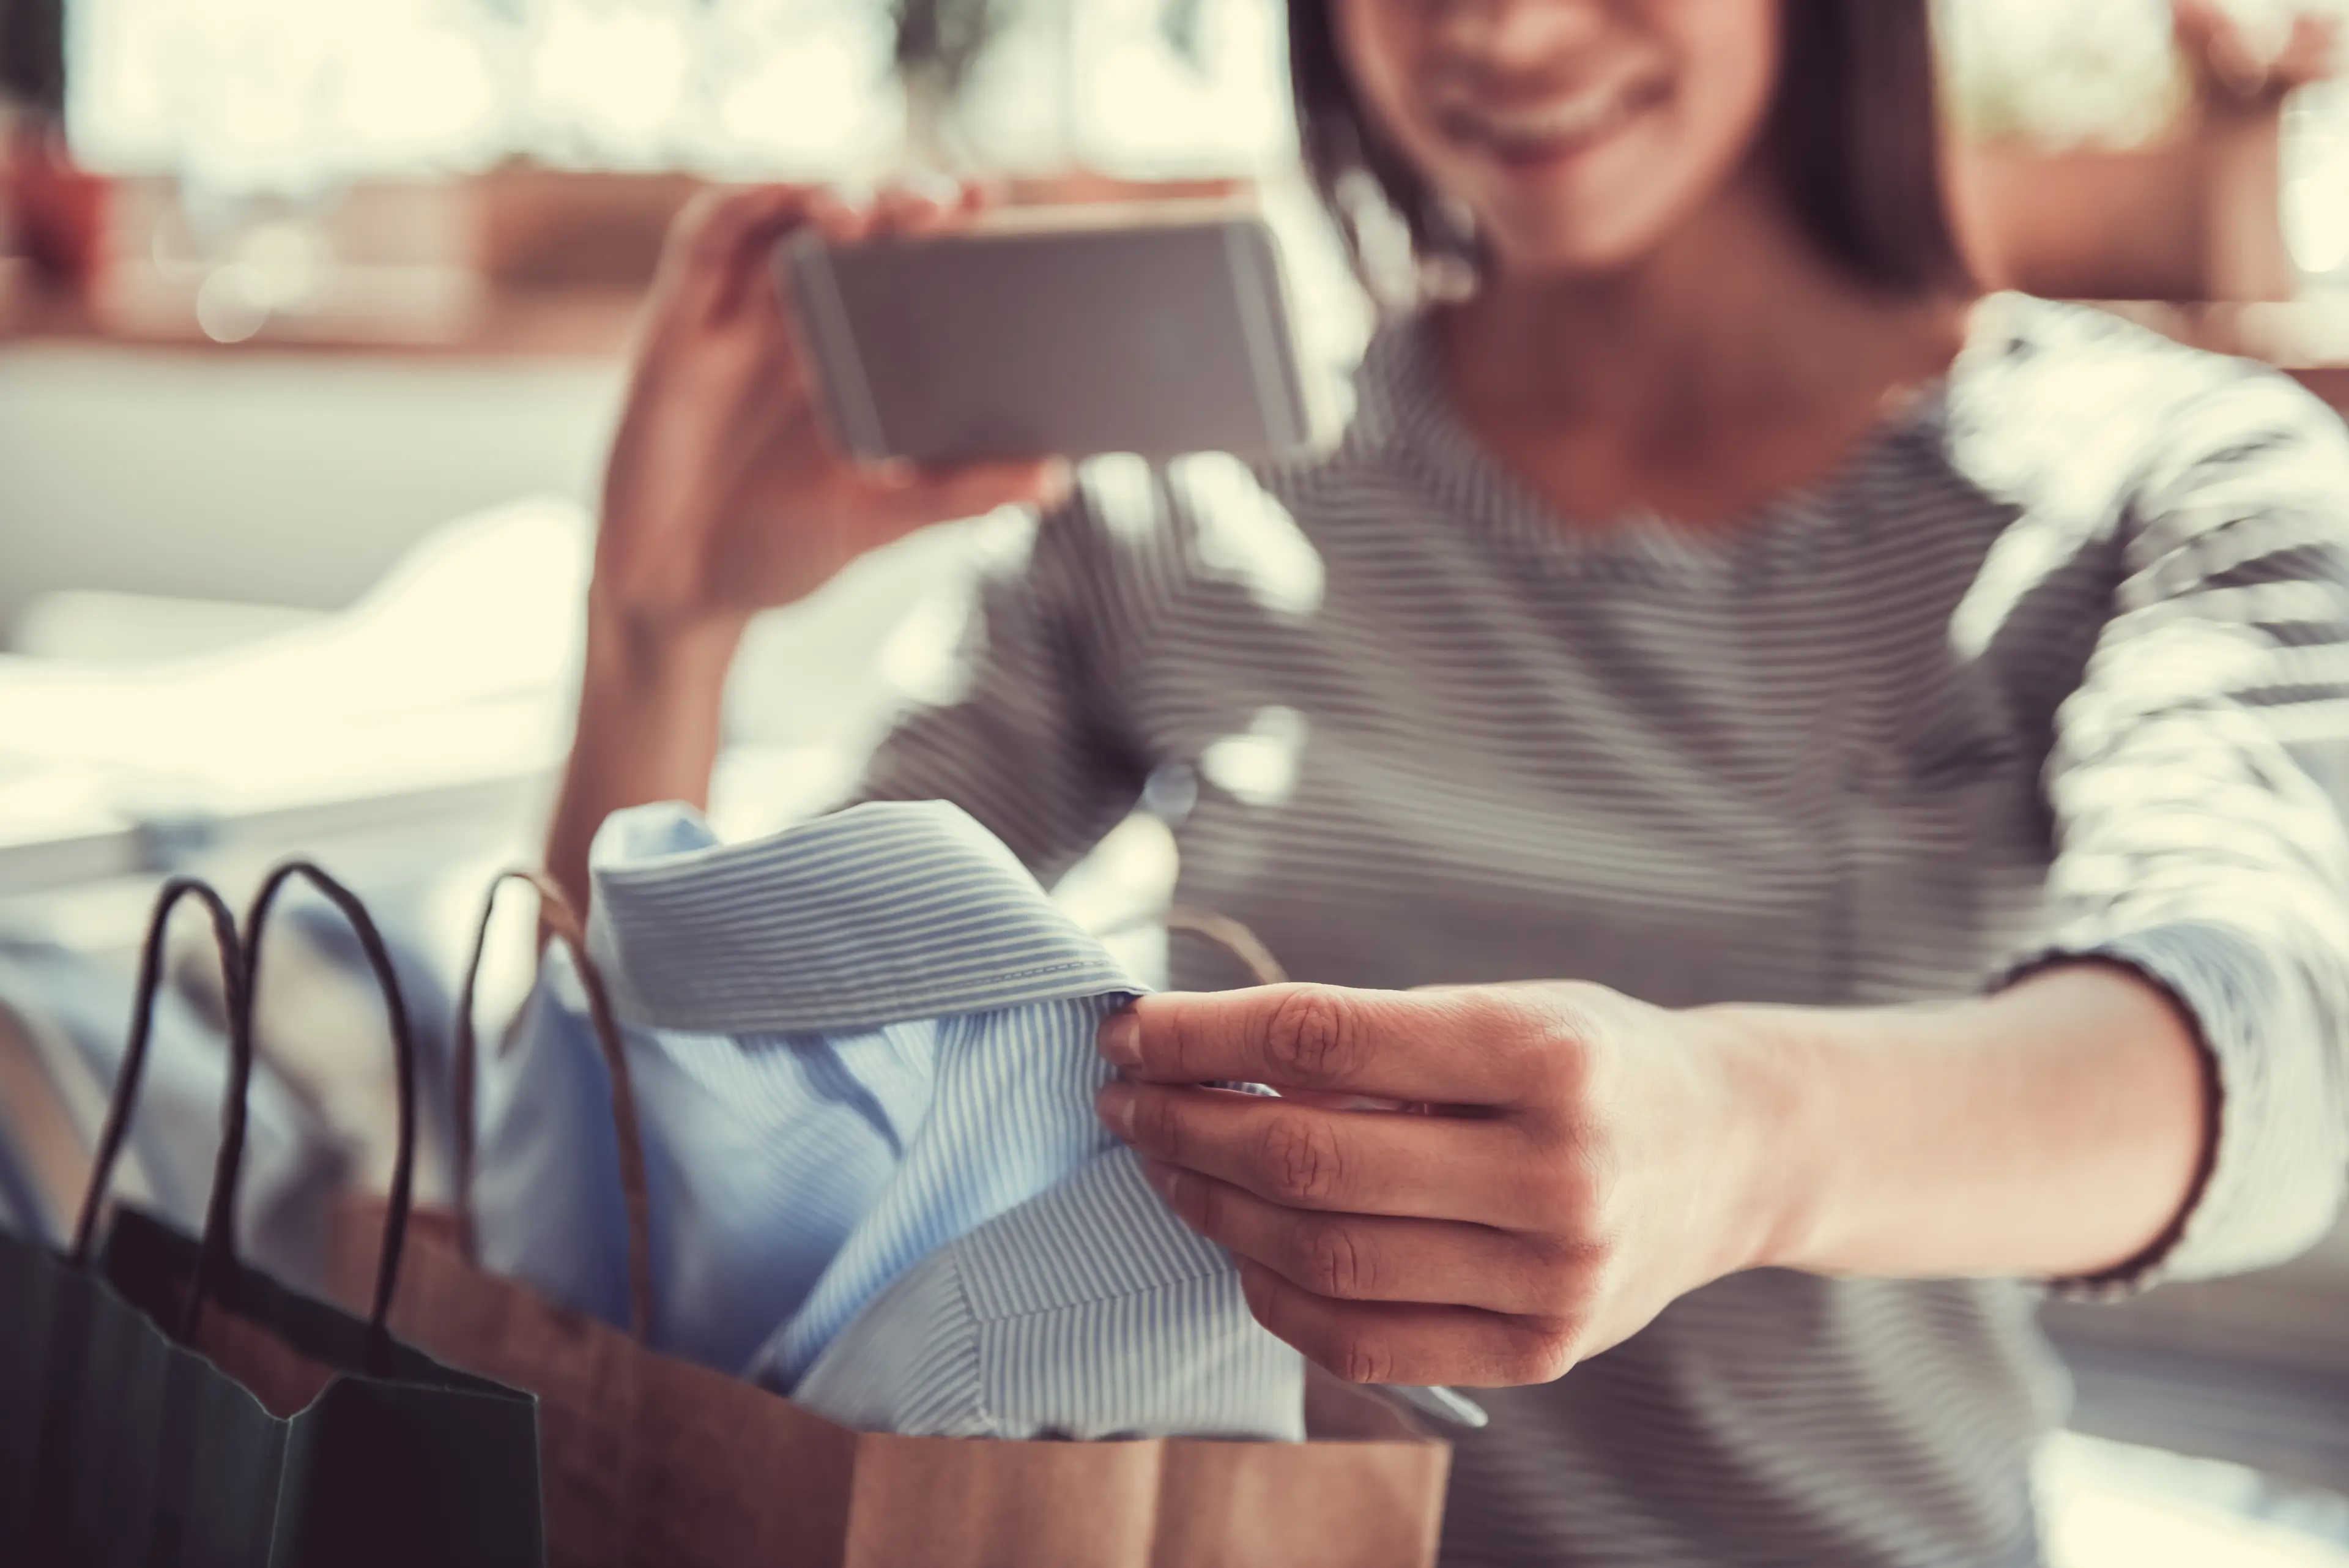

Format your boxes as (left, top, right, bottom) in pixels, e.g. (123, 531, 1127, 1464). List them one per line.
(473, 798, 1307, 1438)
(793, 1145, 1303, 1439)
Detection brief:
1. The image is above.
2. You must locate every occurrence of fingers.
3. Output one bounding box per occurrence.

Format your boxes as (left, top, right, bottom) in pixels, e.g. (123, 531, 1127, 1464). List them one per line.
(640, 183, 829, 352)
(1142, 1157, 1590, 1314)
(660, 178, 990, 406)
(1100, 1081, 1548, 1225)
(668, 184, 805, 272)
(800, 185, 879, 248)
(667, 180, 932, 322)
(664, 176, 982, 303)
(1237, 1263, 1579, 1388)
(871, 176, 978, 240)
(807, 176, 986, 247)
(874, 456, 1075, 523)
(1104, 984, 1559, 1105)
(768, 180, 982, 385)
(664, 184, 812, 307)
(2275, 12, 2343, 89)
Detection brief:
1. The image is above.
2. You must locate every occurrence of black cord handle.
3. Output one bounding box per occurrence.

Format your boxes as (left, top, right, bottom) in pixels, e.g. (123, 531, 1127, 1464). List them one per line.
(1095, 904, 1291, 987)
(451, 869, 653, 1341)
(186, 860, 418, 1373)
(68, 876, 244, 1265)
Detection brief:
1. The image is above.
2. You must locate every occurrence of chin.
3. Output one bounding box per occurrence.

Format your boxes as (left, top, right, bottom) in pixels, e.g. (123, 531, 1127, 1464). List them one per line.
(1466, 178, 1700, 284)
(1482, 222, 1680, 284)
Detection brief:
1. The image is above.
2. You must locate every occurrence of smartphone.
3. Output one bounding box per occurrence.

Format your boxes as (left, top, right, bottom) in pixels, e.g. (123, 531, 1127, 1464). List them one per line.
(778, 205, 1318, 467)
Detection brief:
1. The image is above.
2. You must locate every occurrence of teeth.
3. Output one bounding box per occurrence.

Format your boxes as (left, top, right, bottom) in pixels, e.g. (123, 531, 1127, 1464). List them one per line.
(1466, 89, 1629, 149)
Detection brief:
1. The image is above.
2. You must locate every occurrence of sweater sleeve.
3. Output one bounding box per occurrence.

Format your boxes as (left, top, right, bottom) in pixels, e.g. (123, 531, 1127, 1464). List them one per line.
(850, 459, 1165, 886)
(2032, 368, 2349, 1295)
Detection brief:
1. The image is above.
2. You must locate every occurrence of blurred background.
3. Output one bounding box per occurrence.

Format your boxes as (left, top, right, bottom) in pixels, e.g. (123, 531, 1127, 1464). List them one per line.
(2, 2, 2348, 1562)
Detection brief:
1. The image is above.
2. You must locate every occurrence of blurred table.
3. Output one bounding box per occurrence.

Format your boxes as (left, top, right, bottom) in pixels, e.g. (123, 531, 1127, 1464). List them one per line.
(0, 497, 586, 904)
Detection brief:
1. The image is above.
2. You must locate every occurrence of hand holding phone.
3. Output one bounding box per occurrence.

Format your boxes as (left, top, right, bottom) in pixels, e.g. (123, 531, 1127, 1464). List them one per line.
(591, 182, 1072, 641)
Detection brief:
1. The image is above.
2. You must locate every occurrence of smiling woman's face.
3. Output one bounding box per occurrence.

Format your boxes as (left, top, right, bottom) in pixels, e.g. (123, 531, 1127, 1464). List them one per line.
(1333, 0, 1784, 279)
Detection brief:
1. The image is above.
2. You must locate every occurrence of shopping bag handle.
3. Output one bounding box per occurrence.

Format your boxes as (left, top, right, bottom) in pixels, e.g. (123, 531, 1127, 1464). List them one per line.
(190, 860, 420, 1372)
(450, 869, 654, 1342)
(1096, 904, 1291, 986)
(68, 875, 247, 1266)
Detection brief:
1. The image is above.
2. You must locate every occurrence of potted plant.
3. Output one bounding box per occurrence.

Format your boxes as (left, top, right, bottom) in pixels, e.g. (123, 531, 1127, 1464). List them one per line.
(891, 0, 1012, 172)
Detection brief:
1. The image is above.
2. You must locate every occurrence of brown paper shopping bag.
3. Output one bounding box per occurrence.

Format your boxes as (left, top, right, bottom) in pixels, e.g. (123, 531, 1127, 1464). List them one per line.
(327, 869, 1450, 1568)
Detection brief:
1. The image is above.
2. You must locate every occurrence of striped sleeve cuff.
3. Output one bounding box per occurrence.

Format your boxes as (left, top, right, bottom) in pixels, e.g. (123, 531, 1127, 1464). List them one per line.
(2009, 920, 2348, 1302)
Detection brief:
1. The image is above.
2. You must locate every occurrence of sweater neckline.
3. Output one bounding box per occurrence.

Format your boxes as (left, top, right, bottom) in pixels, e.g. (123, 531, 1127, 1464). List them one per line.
(1348, 305, 1981, 577)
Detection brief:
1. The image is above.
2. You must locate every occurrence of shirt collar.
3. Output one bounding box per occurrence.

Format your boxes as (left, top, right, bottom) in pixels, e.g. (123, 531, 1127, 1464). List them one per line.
(587, 800, 1142, 1036)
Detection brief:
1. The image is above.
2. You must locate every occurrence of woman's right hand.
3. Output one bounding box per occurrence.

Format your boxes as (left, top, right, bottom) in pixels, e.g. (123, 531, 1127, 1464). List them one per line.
(590, 180, 1071, 646)
(548, 181, 1069, 908)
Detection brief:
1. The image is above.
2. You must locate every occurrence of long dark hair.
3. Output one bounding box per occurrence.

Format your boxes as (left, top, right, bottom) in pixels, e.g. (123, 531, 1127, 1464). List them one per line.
(1289, 0, 1969, 299)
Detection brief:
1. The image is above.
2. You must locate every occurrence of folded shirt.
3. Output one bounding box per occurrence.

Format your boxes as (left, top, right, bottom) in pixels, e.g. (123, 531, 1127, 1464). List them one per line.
(473, 798, 1305, 1440)
(472, 948, 938, 1373)
(795, 1145, 1301, 1440)
(473, 804, 940, 1374)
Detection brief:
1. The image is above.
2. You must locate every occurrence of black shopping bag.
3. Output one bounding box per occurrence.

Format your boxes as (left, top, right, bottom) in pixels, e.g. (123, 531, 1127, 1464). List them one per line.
(0, 864, 544, 1567)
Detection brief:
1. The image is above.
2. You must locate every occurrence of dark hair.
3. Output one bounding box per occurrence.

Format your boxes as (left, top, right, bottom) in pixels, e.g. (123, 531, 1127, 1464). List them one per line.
(1289, 0, 1969, 299)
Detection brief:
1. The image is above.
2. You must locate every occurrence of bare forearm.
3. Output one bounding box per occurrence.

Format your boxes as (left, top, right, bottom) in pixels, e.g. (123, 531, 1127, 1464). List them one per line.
(1731, 962, 2216, 1282)
(544, 606, 745, 910)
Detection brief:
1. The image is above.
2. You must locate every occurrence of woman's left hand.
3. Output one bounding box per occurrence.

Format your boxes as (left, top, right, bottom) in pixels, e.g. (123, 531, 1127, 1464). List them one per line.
(1094, 981, 1797, 1388)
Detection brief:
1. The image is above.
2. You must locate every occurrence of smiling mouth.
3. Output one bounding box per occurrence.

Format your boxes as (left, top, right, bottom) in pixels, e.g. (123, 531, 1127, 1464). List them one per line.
(1441, 76, 1668, 168)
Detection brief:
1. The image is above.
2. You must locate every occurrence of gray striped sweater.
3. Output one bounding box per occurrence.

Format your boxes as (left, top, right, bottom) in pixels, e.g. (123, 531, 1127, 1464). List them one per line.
(853, 294, 2349, 1566)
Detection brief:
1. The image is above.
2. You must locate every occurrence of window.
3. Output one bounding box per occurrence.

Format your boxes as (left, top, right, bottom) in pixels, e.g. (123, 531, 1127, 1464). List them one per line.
(66, 0, 1293, 191)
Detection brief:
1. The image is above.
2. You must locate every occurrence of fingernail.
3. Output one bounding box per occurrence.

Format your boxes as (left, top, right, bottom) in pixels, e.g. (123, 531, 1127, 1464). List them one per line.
(1096, 1080, 1136, 1139)
(1141, 1158, 1181, 1203)
(1098, 1005, 1141, 1066)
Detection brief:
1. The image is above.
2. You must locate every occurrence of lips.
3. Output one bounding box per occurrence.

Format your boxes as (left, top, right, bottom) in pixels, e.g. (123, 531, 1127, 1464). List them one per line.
(1439, 75, 1666, 166)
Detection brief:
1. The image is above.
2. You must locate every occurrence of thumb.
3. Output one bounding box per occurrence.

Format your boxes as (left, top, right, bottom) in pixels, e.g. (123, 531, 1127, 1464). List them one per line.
(880, 456, 1074, 524)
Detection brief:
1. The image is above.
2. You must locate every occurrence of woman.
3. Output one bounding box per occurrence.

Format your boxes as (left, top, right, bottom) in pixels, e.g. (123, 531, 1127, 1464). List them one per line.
(550, 2, 2349, 1562)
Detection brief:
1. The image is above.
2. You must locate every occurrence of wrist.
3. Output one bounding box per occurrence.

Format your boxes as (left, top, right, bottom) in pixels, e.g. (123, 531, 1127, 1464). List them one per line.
(1691, 1002, 1836, 1276)
(582, 592, 749, 700)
